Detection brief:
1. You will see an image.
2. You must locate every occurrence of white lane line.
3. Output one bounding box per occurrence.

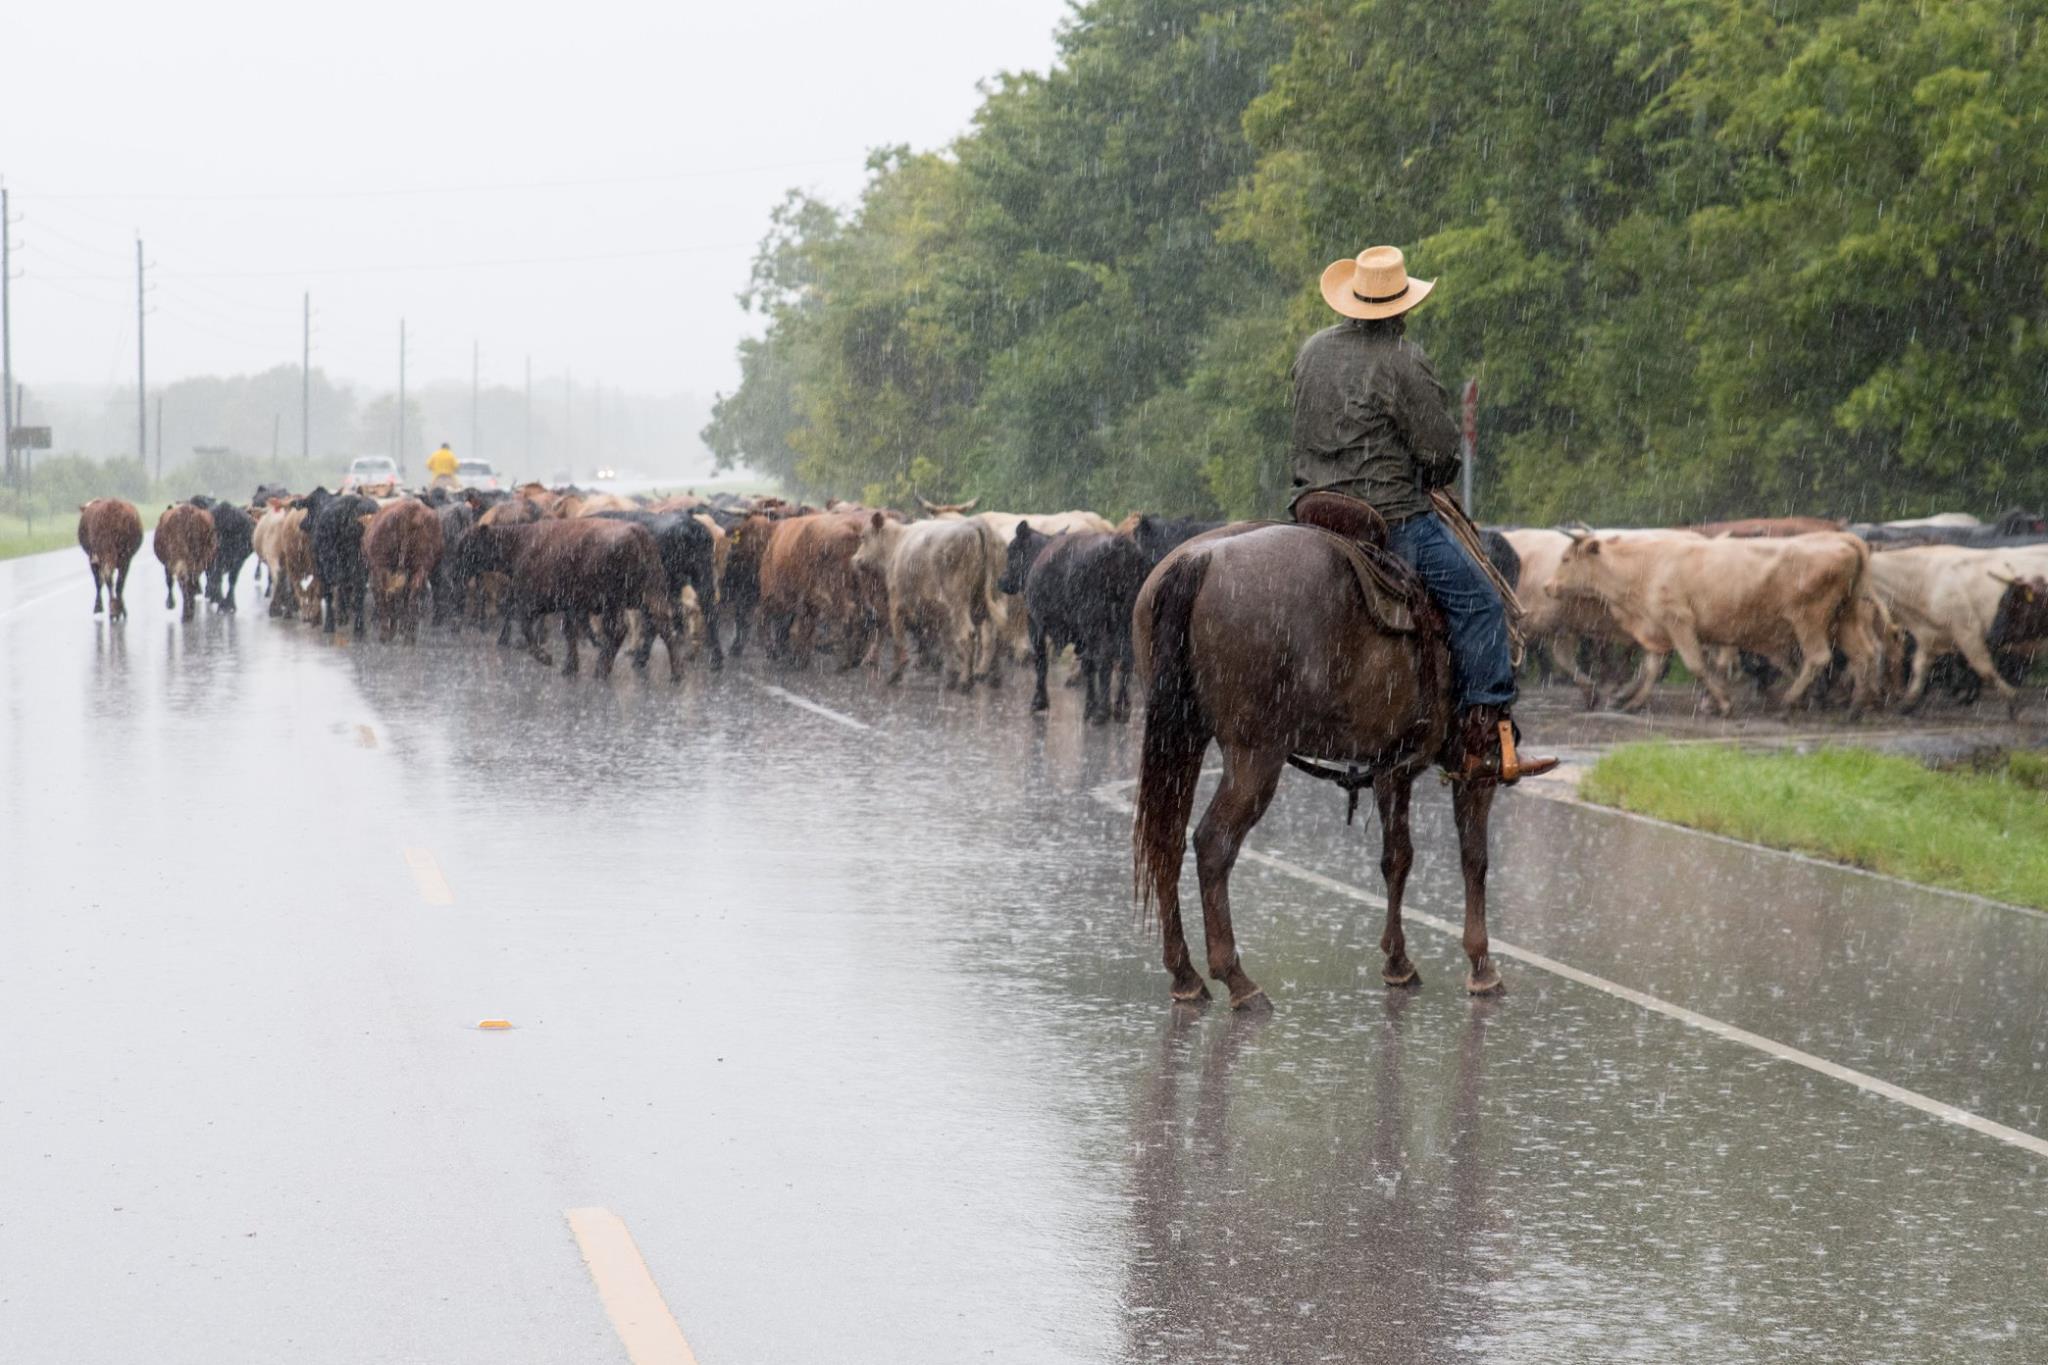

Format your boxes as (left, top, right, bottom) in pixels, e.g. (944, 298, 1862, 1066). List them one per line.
(746, 677, 873, 732)
(1090, 775, 2048, 1160)
(566, 1207, 699, 1365)
(402, 848, 453, 905)
(0, 581, 77, 624)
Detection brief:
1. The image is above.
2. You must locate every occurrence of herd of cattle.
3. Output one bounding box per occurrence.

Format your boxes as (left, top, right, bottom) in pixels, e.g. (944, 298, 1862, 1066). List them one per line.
(69, 486, 2048, 720)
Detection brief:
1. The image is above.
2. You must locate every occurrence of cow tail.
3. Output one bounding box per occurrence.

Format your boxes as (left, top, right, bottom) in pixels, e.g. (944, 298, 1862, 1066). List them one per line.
(1133, 552, 1213, 937)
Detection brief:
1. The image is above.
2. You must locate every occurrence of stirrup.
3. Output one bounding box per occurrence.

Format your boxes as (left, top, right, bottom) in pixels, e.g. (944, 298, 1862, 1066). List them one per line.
(1495, 720, 1559, 785)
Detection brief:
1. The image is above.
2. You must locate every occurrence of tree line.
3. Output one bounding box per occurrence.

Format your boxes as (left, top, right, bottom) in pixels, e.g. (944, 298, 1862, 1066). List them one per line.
(704, 0, 2048, 525)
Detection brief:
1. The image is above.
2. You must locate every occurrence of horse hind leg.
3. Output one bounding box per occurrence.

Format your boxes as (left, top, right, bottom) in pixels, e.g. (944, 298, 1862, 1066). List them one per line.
(1373, 774, 1420, 987)
(1193, 746, 1286, 1011)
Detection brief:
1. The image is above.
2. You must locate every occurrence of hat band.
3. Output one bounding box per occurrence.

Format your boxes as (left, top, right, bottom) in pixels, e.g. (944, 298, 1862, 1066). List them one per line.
(1352, 281, 1409, 305)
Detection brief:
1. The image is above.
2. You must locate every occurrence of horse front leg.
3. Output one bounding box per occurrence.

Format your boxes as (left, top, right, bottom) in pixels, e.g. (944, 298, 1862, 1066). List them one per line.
(1193, 746, 1286, 1010)
(1372, 774, 1419, 987)
(1451, 779, 1502, 995)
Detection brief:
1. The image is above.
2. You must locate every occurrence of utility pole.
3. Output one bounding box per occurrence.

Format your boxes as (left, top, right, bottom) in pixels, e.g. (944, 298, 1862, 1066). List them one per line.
(470, 338, 479, 459)
(564, 368, 572, 477)
(2, 186, 14, 485)
(396, 317, 407, 469)
(136, 238, 148, 466)
(301, 291, 311, 460)
(524, 354, 532, 473)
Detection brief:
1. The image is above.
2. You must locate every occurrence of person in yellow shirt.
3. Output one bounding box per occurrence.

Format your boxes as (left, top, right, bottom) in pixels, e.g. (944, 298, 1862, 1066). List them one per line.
(426, 442, 459, 488)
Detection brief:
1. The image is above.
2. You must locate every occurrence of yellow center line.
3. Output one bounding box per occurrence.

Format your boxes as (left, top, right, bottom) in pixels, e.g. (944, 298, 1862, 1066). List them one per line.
(566, 1207, 699, 1365)
(402, 847, 453, 905)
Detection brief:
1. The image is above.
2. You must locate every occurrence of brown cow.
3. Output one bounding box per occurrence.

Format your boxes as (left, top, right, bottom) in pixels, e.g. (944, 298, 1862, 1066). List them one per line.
(363, 499, 445, 644)
(452, 518, 681, 678)
(1682, 516, 1846, 538)
(153, 503, 218, 622)
(757, 510, 880, 670)
(77, 499, 145, 619)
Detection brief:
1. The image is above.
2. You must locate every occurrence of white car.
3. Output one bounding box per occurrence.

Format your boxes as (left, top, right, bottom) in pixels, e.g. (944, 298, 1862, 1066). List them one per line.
(455, 459, 500, 491)
(341, 456, 399, 491)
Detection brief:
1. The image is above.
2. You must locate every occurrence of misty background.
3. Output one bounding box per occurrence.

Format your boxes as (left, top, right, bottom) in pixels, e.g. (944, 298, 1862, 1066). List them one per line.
(0, 0, 1070, 486)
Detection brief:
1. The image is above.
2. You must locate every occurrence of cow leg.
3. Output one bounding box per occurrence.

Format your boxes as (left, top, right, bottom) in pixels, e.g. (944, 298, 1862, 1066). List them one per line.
(946, 608, 975, 691)
(164, 566, 176, 610)
(352, 578, 368, 637)
(1084, 653, 1110, 725)
(883, 606, 909, 685)
(223, 567, 239, 614)
(1955, 631, 2023, 718)
(112, 562, 128, 620)
(790, 604, 817, 671)
(1030, 621, 1051, 712)
(556, 610, 583, 675)
(696, 574, 723, 672)
(595, 607, 627, 679)
(1452, 778, 1502, 995)
(1112, 634, 1135, 722)
(1611, 649, 1669, 713)
(92, 563, 105, 614)
(184, 572, 200, 622)
(1373, 774, 1420, 986)
(1665, 623, 1731, 714)
(1774, 630, 1834, 712)
(1193, 745, 1285, 1010)
(1899, 636, 1938, 712)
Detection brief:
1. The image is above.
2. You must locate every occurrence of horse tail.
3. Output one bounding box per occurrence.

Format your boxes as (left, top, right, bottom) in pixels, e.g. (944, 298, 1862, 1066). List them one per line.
(1133, 552, 1214, 931)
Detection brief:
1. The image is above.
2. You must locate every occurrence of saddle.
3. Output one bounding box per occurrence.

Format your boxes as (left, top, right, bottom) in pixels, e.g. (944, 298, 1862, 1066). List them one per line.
(1287, 490, 1426, 636)
(1282, 489, 1448, 817)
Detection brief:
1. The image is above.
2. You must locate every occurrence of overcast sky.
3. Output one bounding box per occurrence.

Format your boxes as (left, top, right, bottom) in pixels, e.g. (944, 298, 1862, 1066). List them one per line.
(2, 0, 1071, 400)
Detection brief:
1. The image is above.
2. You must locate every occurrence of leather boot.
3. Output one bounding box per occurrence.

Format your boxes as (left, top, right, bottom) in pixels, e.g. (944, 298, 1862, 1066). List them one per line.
(1456, 704, 1560, 786)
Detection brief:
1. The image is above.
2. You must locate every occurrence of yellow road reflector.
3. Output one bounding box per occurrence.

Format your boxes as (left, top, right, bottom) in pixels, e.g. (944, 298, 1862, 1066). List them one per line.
(566, 1207, 699, 1365)
(477, 1019, 513, 1030)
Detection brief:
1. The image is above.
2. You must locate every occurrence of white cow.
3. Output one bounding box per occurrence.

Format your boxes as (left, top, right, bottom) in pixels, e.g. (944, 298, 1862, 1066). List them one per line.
(852, 513, 1003, 690)
(1865, 544, 2048, 714)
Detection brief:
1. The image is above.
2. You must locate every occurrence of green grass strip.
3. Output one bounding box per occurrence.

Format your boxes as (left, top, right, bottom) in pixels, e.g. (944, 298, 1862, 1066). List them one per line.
(1580, 743, 2048, 910)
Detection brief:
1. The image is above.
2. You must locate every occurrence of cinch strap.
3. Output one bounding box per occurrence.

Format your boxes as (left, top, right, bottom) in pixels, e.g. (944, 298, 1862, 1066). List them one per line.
(1353, 282, 1409, 304)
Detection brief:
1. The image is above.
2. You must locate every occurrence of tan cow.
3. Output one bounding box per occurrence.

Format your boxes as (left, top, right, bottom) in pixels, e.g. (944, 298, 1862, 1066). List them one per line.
(1548, 531, 1884, 714)
(852, 512, 1001, 689)
(1507, 528, 1710, 706)
(252, 501, 316, 621)
(1865, 544, 2048, 715)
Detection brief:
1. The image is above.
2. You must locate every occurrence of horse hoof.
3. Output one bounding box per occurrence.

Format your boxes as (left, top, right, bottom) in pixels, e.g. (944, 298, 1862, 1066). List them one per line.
(1229, 987, 1273, 1013)
(1381, 962, 1421, 988)
(1170, 981, 1212, 1005)
(1465, 968, 1504, 996)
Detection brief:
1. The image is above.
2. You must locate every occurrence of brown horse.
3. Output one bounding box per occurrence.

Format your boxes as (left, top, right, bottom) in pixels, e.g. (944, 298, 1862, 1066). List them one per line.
(1131, 522, 1501, 1008)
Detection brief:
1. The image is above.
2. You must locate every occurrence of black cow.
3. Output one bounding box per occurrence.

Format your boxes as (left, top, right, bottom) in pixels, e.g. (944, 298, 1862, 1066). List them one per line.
(1479, 528, 1521, 591)
(590, 509, 724, 670)
(303, 489, 378, 635)
(1130, 514, 1223, 566)
(998, 525, 1151, 724)
(1853, 511, 2048, 548)
(189, 496, 255, 612)
(430, 501, 477, 627)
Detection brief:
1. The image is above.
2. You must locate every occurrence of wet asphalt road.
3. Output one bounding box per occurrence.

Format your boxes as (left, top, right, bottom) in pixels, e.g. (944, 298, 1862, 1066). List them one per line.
(4, 547, 2046, 1364)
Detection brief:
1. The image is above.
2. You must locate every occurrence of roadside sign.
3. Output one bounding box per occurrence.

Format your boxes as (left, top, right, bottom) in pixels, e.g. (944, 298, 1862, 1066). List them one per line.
(8, 426, 51, 450)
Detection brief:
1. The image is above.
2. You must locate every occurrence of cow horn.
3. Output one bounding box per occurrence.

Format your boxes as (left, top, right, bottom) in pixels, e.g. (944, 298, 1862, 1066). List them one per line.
(1988, 571, 2018, 585)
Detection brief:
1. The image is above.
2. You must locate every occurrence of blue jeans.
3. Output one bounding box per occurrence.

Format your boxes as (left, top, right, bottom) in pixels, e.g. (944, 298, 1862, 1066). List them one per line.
(1385, 514, 1516, 709)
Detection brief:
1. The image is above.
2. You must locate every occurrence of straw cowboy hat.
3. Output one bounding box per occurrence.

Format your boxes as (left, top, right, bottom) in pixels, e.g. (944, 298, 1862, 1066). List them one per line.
(1319, 244, 1435, 321)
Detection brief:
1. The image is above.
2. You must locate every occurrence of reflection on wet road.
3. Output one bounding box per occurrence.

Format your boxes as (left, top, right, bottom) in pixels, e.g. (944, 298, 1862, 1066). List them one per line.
(3, 548, 2043, 1363)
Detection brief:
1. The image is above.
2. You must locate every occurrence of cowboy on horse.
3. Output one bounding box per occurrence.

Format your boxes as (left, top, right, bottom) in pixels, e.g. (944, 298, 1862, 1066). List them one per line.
(1129, 244, 1556, 1007)
(1292, 245, 1557, 786)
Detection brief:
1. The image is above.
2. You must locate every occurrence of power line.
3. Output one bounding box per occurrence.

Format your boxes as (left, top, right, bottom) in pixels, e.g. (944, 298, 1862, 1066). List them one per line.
(25, 159, 846, 203)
